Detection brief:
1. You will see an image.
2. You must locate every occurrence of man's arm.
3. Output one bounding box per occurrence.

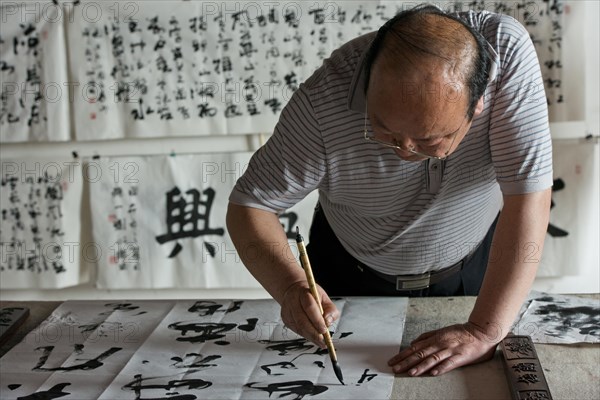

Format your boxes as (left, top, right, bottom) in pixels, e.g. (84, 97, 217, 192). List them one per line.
(226, 202, 339, 347)
(388, 188, 551, 376)
(469, 188, 552, 342)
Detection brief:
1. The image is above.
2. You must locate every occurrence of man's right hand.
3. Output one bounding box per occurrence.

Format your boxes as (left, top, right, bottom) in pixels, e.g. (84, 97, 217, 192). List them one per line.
(280, 281, 340, 348)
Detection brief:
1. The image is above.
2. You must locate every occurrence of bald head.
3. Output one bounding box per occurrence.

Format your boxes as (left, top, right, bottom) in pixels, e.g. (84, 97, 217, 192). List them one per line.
(364, 5, 491, 120)
(380, 13, 476, 86)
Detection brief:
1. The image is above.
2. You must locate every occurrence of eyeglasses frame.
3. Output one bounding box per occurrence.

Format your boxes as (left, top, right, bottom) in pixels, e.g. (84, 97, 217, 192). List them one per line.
(363, 103, 468, 161)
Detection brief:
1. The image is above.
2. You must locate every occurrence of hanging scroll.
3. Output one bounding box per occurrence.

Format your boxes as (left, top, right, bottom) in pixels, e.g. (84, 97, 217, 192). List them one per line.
(88, 153, 318, 289)
(68, 1, 377, 140)
(452, 0, 567, 121)
(0, 1, 71, 142)
(66, 0, 568, 141)
(537, 139, 598, 277)
(0, 158, 84, 288)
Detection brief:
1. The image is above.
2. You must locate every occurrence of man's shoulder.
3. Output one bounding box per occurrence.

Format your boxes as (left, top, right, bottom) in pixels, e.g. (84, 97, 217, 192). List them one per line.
(304, 32, 375, 90)
(457, 10, 529, 42)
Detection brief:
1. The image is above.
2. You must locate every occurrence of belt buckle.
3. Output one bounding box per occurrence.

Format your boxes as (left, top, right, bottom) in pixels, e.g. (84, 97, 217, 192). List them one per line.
(396, 272, 431, 291)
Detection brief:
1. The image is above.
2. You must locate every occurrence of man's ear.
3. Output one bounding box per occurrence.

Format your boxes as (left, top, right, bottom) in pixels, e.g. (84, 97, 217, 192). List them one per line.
(473, 96, 484, 117)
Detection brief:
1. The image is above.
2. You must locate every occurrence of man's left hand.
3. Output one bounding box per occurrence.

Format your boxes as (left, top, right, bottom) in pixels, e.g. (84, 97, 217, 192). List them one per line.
(388, 322, 499, 376)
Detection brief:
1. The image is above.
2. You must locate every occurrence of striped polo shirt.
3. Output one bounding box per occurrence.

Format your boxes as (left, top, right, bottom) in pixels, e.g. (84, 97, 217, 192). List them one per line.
(230, 11, 553, 275)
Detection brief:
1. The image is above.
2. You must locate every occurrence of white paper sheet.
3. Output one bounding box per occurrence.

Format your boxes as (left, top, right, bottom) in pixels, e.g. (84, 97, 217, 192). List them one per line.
(0, 159, 84, 288)
(513, 292, 599, 344)
(67, 1, 373, 140)
(0, 1, 570, 143)
(537, 140, 598, 277)
(0, 297, 408, 400)
(88, 153, 318, 289)
(0, 1, 71, 142)
(65, 0, 568, 141)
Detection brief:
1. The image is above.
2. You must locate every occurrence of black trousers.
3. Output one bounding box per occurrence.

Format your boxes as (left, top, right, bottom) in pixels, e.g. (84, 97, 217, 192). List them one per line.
(306, 204, 499, 297)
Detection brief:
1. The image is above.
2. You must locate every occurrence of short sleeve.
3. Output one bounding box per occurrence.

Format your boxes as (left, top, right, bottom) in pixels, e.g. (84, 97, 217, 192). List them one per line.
(487, 15, 553, 195)
(229, 84, 326, 213)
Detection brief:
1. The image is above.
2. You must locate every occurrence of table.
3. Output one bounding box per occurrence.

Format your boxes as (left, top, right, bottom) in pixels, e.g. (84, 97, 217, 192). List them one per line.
(1, 296, 599, 399)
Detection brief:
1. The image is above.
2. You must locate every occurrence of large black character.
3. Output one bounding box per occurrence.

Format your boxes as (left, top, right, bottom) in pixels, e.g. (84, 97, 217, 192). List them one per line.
(123, 374, 210, 400)
(14, 383, 71, 400)
(245, 380, 327, 400)
(32, 345, 121, 371)
(155, 187, 224, 257)
(547, 178, 568, 237)
(188, 300, 242, 316)
(279, 212, 298, 239)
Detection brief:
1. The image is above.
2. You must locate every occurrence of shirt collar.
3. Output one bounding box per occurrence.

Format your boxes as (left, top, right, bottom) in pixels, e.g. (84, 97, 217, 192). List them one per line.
(346, 47, 369, 114)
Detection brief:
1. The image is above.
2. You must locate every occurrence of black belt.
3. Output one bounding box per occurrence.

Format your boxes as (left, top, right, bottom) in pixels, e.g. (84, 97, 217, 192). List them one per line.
(358, 257, 467, 291)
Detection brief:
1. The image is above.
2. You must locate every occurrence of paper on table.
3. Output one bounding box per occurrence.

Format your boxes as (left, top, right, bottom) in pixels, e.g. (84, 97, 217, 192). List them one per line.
(0, 298, 408, 400)
(0, 300, 174, 399)
(513, 292, 599, 344)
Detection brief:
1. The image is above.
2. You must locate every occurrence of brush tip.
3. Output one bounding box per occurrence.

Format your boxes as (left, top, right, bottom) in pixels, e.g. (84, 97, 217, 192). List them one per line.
(295, 226, 303, 242)
(332, 360, 345, 385)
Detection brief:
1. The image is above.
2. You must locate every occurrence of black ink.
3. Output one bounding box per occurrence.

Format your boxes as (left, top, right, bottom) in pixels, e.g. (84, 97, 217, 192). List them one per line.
(339, 332, 353, 339)
(258, 338, 314, 355)
(547, 178, 568, 237)
(102, 302, 140, 313)
(33, 346, 122, 371)
(534, 303, 600, 338)
(279, 212, 299, 239)
(16, 383, 70, 400)
(168, 321, 237, 344)
(238, 318, 258, 332)
(261, 361, 296, 375)
(123, 373, 210, 400)
(357, 368, 377, 384)
(170, 353, 221, 369)
(314, 361, 325, 368)
(8, 384, 21, 390)
(312, 347, 328, 357)
(536, 296, 561, 303)
(187, 300, 242, 316)
(155, 187, 225, 258)
(245, 380, 327, 400)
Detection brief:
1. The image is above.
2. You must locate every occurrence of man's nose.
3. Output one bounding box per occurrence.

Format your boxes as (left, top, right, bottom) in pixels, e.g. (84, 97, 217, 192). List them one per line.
(393, 136, 415, 151)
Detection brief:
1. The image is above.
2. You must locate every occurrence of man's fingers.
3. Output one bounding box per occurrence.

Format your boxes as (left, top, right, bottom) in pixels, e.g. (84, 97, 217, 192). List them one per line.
(388, 341, 430, 366)
(430, 355, 461, 376)
(388, 324, 501, 377)
(389, 342, 440, 373)
(299, 289, 328, 333)
(319, 288, 340, 326)
(279, 282, 339, 349)
(404, 349, 454, 376)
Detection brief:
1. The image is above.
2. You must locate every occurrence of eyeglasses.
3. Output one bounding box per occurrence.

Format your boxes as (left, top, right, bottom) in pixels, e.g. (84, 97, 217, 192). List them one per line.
(363, 104, 466, 161)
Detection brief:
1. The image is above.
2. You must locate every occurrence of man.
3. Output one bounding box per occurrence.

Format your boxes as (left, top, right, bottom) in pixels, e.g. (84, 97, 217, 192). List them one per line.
(227, 5, 552, 377)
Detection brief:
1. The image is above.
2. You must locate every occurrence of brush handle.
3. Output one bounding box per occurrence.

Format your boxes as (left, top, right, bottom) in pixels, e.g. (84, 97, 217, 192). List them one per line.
(296, 238, 338, 362)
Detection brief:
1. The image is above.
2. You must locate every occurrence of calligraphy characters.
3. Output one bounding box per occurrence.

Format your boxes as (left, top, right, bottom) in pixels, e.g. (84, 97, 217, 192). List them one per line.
(1, 172, 66, 274)
(155, 187, 225, 258)
(1, 299, 404, 399)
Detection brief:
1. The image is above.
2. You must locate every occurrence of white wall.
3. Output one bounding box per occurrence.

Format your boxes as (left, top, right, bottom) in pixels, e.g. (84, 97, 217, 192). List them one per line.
(531, 0, 600, 294)
(1, 0, 598, 301)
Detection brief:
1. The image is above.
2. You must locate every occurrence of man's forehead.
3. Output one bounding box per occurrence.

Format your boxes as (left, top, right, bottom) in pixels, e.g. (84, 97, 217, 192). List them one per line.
(347, 36, 500, 114)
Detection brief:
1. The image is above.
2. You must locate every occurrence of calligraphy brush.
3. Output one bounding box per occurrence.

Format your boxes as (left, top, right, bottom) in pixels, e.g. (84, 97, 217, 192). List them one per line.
(295, 226, 345, 385)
